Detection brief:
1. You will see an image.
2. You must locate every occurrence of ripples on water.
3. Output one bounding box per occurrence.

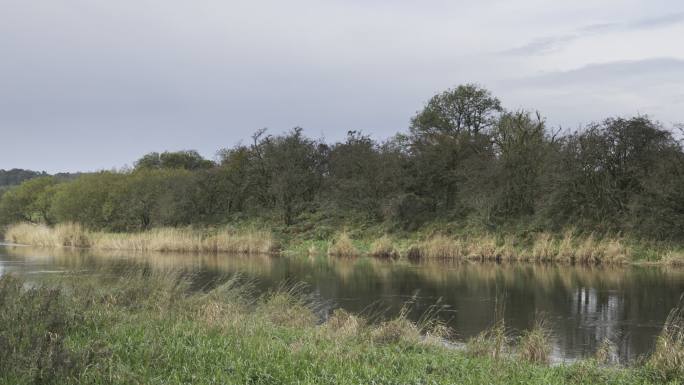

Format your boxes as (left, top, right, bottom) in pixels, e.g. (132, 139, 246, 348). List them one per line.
(1, 243, 683, 363)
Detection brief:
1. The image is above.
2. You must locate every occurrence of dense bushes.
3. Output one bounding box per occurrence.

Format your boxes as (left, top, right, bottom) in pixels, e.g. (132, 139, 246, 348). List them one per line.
(1, 85, 682, 241)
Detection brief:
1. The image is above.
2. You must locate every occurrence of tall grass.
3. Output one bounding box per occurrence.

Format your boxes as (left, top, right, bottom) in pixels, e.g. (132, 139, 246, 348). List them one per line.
(408, 235, 464, 260)
(404, 231, 632, 264)
(4, 223, 277, 254)
(518, 319, 552, 365)
(6, 222, 677, 265)
(595, 338, 617, 365)
(327, 232, 359, 257)
(369, 235, 400, 259)
(466, 320, 509, 359)
(662, 251, 684, 267)
(4, 222, 91, 248)
(647, 296, 684, 381)
(530, 231, 630, 264)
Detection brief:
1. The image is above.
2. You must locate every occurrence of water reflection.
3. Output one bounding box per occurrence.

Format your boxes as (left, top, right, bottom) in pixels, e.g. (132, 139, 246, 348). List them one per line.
(1, 244, 683, 362)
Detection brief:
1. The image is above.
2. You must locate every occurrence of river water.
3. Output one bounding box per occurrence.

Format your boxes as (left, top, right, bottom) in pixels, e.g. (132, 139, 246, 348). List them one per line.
(1, 243, 683, 363)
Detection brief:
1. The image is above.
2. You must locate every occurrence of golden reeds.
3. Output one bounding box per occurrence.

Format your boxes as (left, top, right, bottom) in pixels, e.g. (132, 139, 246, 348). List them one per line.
(327, 232, 359, 257)
(369, 235, 400, 259)
(4, 223, 276, 255)
(518, 319, 552, 365)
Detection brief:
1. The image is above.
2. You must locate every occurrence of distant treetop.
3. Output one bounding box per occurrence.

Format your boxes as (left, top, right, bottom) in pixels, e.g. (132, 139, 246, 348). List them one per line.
(0, 169, 48, 188)
(134, 150, 215, 171)
(410, 83, 503, 136)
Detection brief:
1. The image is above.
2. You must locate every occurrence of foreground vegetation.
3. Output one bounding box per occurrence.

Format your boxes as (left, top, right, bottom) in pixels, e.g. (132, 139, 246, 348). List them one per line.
(2, 272, 683, 384)
(5, 222, 683, 265)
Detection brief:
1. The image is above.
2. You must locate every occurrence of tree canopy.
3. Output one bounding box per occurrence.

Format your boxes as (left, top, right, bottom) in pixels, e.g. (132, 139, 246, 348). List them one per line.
(1, 85, 682, 241)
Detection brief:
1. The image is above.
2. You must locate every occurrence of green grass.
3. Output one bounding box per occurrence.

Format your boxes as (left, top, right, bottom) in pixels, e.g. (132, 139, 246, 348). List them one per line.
(1, 272, 682, 384)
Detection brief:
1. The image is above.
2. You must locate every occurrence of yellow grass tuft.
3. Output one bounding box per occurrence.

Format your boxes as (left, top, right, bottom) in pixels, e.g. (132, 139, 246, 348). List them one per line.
(466, 234, 497, 261)
(518, 319, 552, 365)
(370, 317, 421, 345)
(324, 309, 365, 338)
(411, 235, 463, 260)
(647, 298, 684, 381)
(369, 235, 399, 259)
(327, 232, 359, 257)
(601, 239, 630, 264)
(556, 230, 576, 263)
(497, 236, 519, 261)
(595, 338, 616, 365)
(663, 251, 684, 267)
(466, 320, 508, 359)
(532, 233, 555, 262)
(257, 291, 317, 328)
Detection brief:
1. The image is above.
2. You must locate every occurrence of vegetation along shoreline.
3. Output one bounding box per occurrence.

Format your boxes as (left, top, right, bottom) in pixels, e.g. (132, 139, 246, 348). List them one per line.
(2, 85, 682, 269)
(3, 222, 683, 266)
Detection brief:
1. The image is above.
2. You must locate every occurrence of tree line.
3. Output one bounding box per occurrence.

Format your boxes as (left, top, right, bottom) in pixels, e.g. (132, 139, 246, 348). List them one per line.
(1, 84, 682, 241)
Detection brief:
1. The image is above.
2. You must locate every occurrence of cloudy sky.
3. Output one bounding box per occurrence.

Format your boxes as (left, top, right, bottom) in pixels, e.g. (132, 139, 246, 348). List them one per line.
(2, 0, 683, 172)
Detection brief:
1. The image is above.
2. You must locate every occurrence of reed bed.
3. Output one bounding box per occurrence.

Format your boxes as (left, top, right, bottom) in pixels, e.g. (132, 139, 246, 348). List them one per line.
(406, 231, 632, 265)
(5, 222, 678, 265)
(4, 222, 91, 248)
(4, 223, 277, 254)
(530, 232, 630, 264)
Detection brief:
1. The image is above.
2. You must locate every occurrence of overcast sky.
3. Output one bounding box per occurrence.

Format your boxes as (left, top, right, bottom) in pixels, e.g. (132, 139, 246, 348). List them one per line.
(2, 0, 683, 172)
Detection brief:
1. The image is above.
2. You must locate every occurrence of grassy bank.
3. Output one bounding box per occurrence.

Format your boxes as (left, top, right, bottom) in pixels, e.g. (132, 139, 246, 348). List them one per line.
(2, 272, 683, 384)
(3, 222, 683, 265)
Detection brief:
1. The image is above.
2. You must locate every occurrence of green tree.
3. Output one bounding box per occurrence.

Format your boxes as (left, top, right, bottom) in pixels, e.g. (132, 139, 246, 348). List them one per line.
(326, 131, 404, 219)
(0, 177, 58, 225)
(50, 172, 124, 230)
(490, 111, 552, 219)
(543, 116, 683, 237)
(410, 83, 503, 136)
(135, 150, 214, 171)
(251, 128, 326, 225)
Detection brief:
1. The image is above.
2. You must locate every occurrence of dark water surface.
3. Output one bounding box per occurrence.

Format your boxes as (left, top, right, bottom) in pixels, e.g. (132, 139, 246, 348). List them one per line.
(2, 243, 683, 363)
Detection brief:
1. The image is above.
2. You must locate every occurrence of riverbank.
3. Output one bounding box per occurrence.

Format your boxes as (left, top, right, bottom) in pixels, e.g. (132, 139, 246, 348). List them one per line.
(2, 271, 682, 384)
(4, 222, 683, 265)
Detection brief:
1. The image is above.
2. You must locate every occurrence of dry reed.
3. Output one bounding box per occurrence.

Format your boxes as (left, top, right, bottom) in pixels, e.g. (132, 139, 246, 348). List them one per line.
(4, 223, 276, 255)
(369, 235, 400, 259)
(518, 319, 552, 365)
(647, 297, 684, 381)
(327, 232, 359, 257)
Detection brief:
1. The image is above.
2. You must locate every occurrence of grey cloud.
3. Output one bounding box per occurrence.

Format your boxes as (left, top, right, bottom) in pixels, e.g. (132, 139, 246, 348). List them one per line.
(504, 35, 578, 55)
(631, 12, 684, 28)
(516, 58, 684, 86)
(505, 12, 684, 56)
(1, 1, 683, 172)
